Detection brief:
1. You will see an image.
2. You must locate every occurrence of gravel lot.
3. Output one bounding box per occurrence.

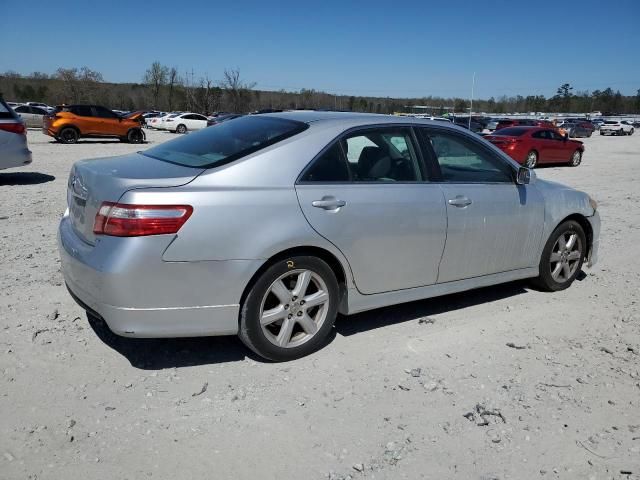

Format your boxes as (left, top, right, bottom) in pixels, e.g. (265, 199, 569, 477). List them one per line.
(1, 128, 639, 480)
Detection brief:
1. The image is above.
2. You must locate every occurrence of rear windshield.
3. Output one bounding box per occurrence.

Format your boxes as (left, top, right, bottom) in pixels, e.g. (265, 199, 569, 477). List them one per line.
(604, 121, 618, 125)
(142, 115, 308, 168)
(493, 127, 528, 136)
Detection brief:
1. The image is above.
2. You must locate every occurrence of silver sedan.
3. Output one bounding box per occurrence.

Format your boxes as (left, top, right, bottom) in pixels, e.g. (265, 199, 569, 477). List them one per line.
(58, 112, 600, 360)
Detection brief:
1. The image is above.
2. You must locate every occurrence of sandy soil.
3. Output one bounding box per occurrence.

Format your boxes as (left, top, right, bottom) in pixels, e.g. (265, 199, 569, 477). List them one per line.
(1, 128, 639, 480)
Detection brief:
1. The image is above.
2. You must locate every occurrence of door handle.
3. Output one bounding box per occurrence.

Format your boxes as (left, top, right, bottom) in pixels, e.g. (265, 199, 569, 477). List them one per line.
(448, 196, 472, 208)
(312, 197, 346, 210)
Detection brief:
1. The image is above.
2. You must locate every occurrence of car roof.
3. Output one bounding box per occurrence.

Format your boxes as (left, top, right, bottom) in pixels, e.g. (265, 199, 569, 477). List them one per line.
(261, 110, 470, 129)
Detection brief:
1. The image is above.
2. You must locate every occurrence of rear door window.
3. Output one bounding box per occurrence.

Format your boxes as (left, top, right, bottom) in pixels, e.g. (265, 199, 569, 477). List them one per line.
(93, 106, 119, 118)
(71, 106, 93, 117)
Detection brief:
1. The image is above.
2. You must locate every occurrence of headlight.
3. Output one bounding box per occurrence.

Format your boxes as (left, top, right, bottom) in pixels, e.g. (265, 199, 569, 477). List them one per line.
(588, 196, 598, 212)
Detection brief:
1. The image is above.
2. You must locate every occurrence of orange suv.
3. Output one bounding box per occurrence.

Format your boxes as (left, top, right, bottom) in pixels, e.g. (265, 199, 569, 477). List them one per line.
(43, 105, 145, 144)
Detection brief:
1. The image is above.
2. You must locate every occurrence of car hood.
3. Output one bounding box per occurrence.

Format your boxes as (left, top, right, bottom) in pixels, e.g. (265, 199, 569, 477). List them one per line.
(124, 111, 145, 121)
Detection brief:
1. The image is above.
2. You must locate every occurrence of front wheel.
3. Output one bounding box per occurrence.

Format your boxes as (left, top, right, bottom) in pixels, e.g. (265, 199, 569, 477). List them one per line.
(239, 256, 339, 361)
(525, 150, 538, 168)
(629, 129, 634, 136)
(127, 128, 144, 143)
(532, 220, 586, 292)
(569, 150, 582, 167)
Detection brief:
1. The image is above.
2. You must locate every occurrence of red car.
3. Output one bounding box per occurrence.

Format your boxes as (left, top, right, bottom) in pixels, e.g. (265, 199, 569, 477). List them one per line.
(495, 119, 555, 131)
(485, 126, 584, 168)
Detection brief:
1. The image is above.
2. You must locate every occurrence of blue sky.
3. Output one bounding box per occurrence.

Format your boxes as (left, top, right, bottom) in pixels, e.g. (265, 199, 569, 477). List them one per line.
(3, 0, 639, 98)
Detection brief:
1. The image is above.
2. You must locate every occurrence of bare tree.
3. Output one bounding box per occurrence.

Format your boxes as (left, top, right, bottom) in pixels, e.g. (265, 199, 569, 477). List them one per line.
(144, 61, 168, 109)
(167, 67, 179, 111)
(220, 68, 256, 113)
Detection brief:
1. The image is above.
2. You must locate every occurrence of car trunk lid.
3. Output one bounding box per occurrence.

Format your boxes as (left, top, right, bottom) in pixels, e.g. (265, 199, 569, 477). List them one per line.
(67, 152, 204, 245)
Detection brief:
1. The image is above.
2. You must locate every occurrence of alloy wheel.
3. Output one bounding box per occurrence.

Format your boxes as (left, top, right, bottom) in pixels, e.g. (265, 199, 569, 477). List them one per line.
(259, 269, 330, 348)
(549, 231, 583, 283)
(526, 151, 537, 168)
(571, 150, 582, 166)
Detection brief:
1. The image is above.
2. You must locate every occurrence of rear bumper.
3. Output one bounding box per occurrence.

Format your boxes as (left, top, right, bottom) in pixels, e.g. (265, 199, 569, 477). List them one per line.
(58, 213, 262, 337)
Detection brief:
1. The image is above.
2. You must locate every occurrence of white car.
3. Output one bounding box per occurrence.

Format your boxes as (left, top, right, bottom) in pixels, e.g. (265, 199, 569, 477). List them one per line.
(599, 120, 634, 136)
(147, 112, 179, 130)
(160, 112, 208, 133)
(12, 104, 49, 128)
(25, 101, 53, 111)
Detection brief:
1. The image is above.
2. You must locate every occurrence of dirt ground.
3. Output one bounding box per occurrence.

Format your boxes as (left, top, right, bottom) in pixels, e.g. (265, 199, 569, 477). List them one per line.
(1, 127, 639, 480)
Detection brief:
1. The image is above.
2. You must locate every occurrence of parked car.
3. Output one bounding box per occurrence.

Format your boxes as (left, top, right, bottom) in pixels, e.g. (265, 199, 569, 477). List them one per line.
(58, 112, 600, 361)
(148, 112, 182, 130)
(0, 97, 32, 170)
(7, 102, 23, 109)
(599, 120, 634, 136)
(495, 119, 538, 130)
(25, 101, 54, 111)
(142, 111, 165, 127)
(558, 122, 592, 138)
(12, 104, 49, 128)
(486, 119, 508, 132)
(452, 117, 483, 133)
(565, 119, 596, 134)
(485, 126, 585, 168)
(43, 105, 145, 144)
(206, 113, 243, 127)
(159, 112, 208, 133)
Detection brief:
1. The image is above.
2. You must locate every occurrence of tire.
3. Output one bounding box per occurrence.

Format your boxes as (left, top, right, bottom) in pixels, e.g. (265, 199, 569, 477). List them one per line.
(58, 127, 79, 144)
(238, 255, 339, 361)
(629, 129, 634, 136)
(176, 124, 187, 134)
(532, 220, 586, 292)
(599, 131, 604, 136)
(569, 150, 582, 167)
(525, 150, 538, 168)
(618, 129, 624, 136)
(127, 128, 144, 144)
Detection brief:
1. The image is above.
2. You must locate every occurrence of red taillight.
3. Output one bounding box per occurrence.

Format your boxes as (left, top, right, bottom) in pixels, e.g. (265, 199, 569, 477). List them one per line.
(93, 202, 193, 237)
(0, 122, 26, 135)
(506, 138, 521, 150)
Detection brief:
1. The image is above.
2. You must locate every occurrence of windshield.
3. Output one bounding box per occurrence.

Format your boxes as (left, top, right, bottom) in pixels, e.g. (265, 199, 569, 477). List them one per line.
(142, 115, 308, 168)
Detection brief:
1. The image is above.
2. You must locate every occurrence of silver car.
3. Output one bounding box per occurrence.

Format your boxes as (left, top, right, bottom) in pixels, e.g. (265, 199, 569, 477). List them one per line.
(0, 98, 32, 170)
(58, 112, 600, 361)
(13, 104, 49, 128)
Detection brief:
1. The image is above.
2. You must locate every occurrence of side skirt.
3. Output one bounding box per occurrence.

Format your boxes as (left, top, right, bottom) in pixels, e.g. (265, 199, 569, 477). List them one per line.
(344, 267, 538, 315)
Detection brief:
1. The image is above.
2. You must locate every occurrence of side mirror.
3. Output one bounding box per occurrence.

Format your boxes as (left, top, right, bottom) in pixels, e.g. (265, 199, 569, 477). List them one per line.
(516, 166, 531, 185)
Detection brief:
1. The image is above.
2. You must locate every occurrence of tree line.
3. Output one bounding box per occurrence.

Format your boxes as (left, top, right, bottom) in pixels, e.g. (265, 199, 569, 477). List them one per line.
(2, 64, 639, 115)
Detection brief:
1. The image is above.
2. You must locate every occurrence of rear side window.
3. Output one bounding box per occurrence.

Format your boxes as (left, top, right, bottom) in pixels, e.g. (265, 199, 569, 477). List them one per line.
(301, 128, 421, 183)
(419, 129, 513, 183)
(494, 127, 528, 136)
(142, 116, 308, 168)
(301, 143, 350, 182)
(93, 106, 119, 118)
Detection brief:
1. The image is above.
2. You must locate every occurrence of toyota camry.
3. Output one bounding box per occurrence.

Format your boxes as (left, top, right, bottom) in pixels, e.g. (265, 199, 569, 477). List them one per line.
(59, 112, 600, 361)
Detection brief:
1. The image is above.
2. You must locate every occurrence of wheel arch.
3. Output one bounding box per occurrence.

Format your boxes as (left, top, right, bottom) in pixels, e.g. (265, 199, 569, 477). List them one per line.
(555, 213, 594, 259)
(239, 246, 349, 314)
(59, 123, 81, 135)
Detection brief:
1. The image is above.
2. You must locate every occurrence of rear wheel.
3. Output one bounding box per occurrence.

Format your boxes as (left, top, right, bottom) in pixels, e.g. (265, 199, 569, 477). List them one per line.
(569, 150, 582, 167)
(58, 127, 79, 144)
(176, 124, 187, 134)
(239, 256, 339, 361)
(525, 150, 538, 168)
(532, 220, 586, 291)
(629, 128, 634, 136)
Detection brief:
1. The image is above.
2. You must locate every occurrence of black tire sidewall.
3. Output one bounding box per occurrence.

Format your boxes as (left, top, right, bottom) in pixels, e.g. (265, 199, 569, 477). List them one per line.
(127, 129, 143, 143)
(239, 256, 339, 361)
(536, 220, 586, 291)
(60, 127, 78, 144)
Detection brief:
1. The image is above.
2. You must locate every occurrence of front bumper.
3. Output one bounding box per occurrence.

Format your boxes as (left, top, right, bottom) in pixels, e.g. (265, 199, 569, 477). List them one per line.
(58, 214, 262, 338)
